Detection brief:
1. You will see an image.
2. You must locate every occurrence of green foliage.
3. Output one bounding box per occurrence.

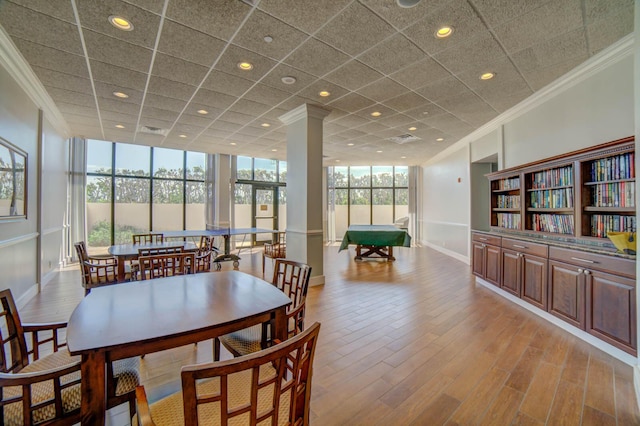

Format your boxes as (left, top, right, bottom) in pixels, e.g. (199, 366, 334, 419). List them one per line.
(88, 221, 148, 246)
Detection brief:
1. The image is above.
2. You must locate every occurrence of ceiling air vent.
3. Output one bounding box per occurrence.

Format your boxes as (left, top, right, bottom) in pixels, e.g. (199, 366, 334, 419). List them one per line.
(387, 134, 421, 144)
(138, 125, 169, 136)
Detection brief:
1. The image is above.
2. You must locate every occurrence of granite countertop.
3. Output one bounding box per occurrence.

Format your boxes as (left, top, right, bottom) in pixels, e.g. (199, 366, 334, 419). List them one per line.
(473, 229, 636, 260)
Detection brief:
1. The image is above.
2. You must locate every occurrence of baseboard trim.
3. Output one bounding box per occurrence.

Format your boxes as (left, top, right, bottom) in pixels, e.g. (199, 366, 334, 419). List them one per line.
(309, 275, 325, 286)
(15, 284, 38, 310)
(423, 241, 470, 265)
(41, 267, 60, 289)
(634, 366, 640, 413)
(476, 277, 636, 366)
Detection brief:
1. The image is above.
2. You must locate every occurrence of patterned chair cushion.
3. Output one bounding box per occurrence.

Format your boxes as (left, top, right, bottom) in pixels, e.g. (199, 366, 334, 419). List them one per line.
(218, 325, 264, 357)
(2, 350, 140, 425)
(137, 365, 290, 426)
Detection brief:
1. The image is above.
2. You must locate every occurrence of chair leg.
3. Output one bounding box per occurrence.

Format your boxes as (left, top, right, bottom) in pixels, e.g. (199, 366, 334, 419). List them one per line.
(213, 337, 221, 361)
(128, 392, 136, 419)
(262, 253, 266, 278)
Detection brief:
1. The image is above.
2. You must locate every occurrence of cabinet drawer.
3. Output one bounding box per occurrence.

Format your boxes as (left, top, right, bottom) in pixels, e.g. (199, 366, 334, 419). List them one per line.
(502, 238, 548, 257)
(549, 246, 636, 280)
(472, 233, 501, 246)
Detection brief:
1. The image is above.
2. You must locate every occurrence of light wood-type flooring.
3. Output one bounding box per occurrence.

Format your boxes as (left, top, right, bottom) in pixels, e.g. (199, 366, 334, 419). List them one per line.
(20, 244, 640, 425)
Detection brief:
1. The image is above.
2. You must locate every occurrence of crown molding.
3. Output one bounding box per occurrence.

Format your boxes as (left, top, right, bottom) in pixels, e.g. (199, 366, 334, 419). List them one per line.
(424, 34, 635, 166)
(0, 25, 71, 138)
(279, 103, 332, 125)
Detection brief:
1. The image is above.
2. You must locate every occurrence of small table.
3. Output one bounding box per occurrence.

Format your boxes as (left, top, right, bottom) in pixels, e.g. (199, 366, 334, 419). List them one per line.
(339, 225, 411, 261)
(67, 271, 292, 425)
(108, 241, 198, 281)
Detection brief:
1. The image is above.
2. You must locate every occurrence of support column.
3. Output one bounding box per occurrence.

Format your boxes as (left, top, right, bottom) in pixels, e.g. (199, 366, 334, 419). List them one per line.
(279, 104, 330, 286)
(206, 153, 232, 229)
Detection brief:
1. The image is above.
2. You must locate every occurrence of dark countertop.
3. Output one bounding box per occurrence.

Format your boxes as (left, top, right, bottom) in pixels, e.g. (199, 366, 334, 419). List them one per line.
(472, 229, 636, 261)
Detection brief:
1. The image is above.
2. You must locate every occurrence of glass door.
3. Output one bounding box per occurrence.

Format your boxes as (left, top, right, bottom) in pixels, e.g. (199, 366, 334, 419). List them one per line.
(253, 186, 278, 245)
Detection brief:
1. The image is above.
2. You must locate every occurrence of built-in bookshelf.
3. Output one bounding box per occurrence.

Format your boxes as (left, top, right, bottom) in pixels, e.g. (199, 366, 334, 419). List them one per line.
(580, 143, 636, 239)
(525, 164, 575, 235)
(487, 136, 635, 243)
(490, 175, 521, 230)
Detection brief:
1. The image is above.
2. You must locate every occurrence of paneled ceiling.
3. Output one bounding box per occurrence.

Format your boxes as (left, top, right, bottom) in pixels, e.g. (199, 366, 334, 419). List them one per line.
(0, 0, 634, 165)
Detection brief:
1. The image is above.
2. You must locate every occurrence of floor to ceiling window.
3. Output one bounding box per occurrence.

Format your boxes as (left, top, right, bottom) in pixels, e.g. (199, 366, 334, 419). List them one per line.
(234, 155, 286, 246)
(328, 166, 408, 241)
(86, 139, 206, 249)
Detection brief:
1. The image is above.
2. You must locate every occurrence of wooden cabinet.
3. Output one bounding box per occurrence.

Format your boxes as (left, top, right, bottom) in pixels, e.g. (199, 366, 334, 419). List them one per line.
(488, 136, 635, 244)
(548, 260, 585, 329)
(471, 233, 501, 287)
(548, 246, 636, 355)
(587, 270, 636, 353)
(501, 238, 548, 309)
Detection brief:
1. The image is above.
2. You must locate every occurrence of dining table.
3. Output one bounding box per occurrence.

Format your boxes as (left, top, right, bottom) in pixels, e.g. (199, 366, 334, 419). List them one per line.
(108, 241, 198, 282)
(66, 271, 292, 425)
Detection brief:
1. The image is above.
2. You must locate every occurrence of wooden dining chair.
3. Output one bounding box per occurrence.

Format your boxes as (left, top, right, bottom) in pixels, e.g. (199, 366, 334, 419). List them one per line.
(262, 231, 286, 277)
(129, 246, 184, 281)
(138, 252, 196, 280)
(74, 241, 121, 294)
(0, 289, 141, 425)
(193, 235, 219, 273)
(135, 322, 321, 426)
(132, 233, 164, 244)
(214, 259, 311, 361)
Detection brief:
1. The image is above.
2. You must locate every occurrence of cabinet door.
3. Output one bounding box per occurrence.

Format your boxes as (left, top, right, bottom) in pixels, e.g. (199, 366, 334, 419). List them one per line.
(548, 261, 585, 329)
(586, 270, 636, 354)
(484, 244, 501, 286)
(501, 249, 520, 297)
(521, 254, 548, 310)
(472, 242, 485, 277)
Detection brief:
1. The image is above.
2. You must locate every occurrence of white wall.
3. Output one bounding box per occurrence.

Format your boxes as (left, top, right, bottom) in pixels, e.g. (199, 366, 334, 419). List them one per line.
(41, 117, 68, 285)
(422, 145, 470, 258)
(0, 62, 41, 303)
(504, 55, 634, 168)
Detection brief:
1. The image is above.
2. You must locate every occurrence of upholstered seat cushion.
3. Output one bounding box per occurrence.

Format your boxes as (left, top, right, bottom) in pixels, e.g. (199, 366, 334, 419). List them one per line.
(137, 365, 290, 426)
(2, 350, 140, 426)
(218, 325, 264, 356)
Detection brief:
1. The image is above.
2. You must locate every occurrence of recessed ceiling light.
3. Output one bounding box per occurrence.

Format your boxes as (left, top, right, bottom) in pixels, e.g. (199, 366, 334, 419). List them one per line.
(319, 91, 330, 97)
(261, 123, 271, 127)
(115, 124, 125, 129)
(197, 109, 208, 115)
(396, 0, 422, 8)
(271, 149, 278, 152)
(376, 150, 383, 153)
(108, 15, 133, 31)
(435, 26, 453, 38)
(409, 126, 417, 131)
(335, 159, 340, 162)
(371, 111, 382, 117)
(113, 91, 128, 98)
(401, 156, 407, 159)
(179, 134, 187, 138)
(347, 143, 354, 146)
(281, 76, 297, 85)
(423, 111, 429, 115)
(230, 142, 237, 146)
(436, 137, 444, 142)
(237, 62, 253, 71)
(264, 35, 273, 43)
(480, 72, 495, 80)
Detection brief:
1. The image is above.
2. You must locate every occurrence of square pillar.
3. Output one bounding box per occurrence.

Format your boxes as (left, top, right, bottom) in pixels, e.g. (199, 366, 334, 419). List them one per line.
(279, 104, 331, 286)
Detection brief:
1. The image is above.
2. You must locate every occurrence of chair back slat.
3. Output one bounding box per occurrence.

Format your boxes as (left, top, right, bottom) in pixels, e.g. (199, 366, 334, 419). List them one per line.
(137, 246, 183, 257)
(272, 260, 311, 334)
(181, 322, 320, 426)
(132, 233, 164, 244)
(0, 290, 29, 374)
(138, 252, 196, 280)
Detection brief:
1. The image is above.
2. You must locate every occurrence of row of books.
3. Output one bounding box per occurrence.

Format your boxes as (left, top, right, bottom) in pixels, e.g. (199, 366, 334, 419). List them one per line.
(590, 152, 635, 182)
(529, 188, 574, 209)
(495, 213, 521, 229)
(589, 181, 635, 207)
(530, 214, 575, 235)
(529, 166, 573, 189)
(497, 177, 520, 190)
(590, 214, 636, 238)
(496, 195, 520, 209)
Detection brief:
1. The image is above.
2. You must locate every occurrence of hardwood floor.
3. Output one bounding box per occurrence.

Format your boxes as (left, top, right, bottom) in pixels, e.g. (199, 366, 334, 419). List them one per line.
(20, 244, 640, 425)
